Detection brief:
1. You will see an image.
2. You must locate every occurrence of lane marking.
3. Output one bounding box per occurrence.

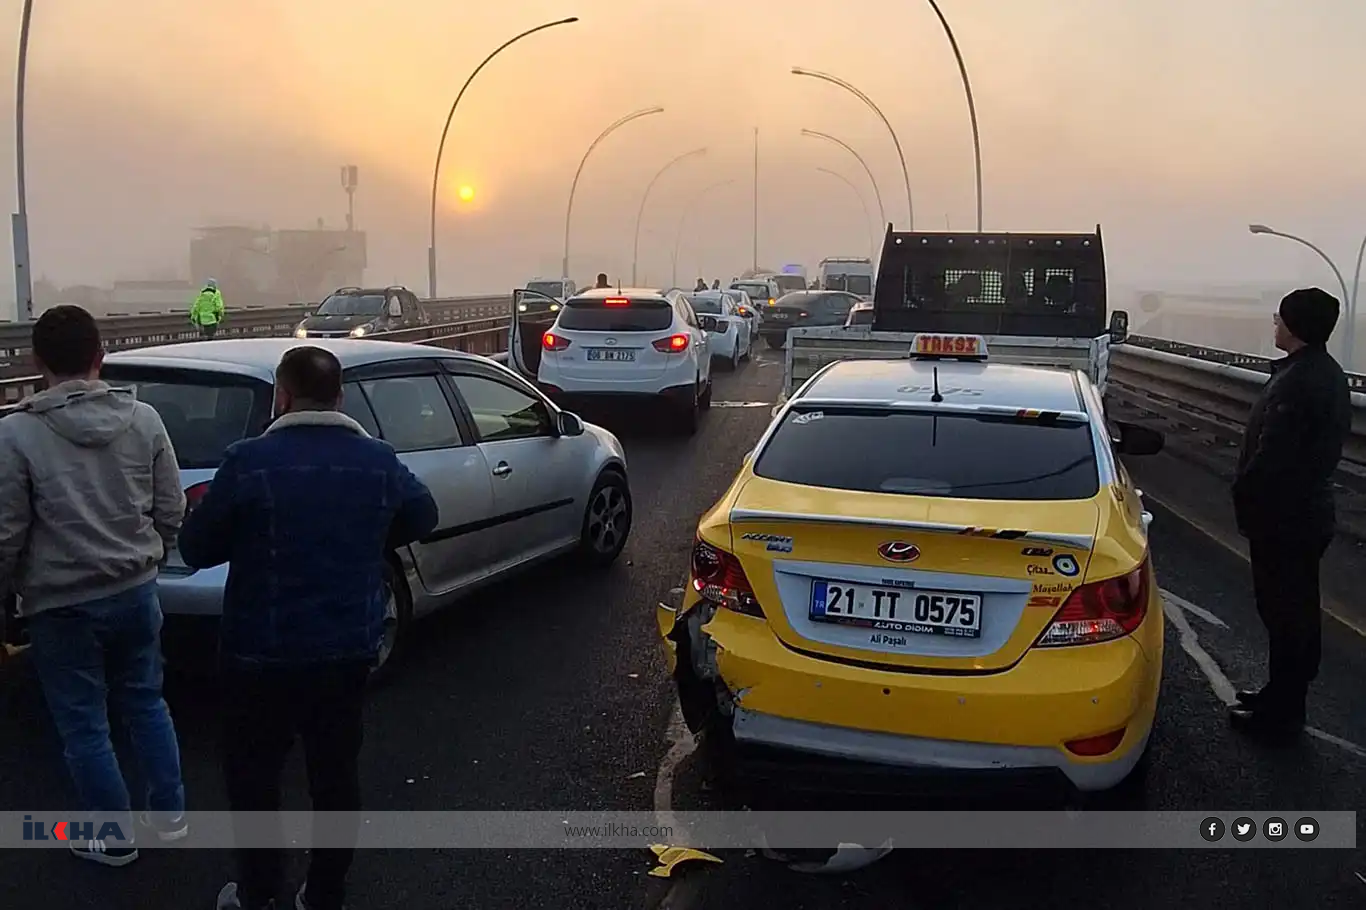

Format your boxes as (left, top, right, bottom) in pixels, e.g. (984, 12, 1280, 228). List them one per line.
(1144, 488, 1366, 639)
(654, 704, 696, 842)
(1158, 588, 1228, 629)
(1163, 595, 1366, 762)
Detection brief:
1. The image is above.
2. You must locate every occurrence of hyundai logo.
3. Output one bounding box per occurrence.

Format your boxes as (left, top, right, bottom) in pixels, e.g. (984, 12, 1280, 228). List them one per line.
(877, 541, 920, 563)
(604, 337, 617, 346)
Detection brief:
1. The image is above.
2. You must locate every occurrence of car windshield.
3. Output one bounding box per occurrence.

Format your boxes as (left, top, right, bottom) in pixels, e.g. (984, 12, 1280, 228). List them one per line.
(100, 368, 269, 470)
(774, 274, 807, 294)
(557, 298, 673, 332)
(754, 407, 1099, 501)
(316, 294, 385, 317)
(825, 274, 873, 295)
(732, 283, 770, 300)
(526, 281, 564, 298)
(687, 295, 723, 314)
(847, 307, 875, 326)
(776, 292, 819, 308)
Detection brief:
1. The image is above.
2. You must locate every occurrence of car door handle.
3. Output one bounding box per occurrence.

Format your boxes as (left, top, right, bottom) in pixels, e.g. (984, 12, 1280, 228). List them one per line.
(492, 462, 512, 477)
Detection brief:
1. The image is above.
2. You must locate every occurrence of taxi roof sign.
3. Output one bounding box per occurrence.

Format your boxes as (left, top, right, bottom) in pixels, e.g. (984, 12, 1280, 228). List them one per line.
(910, 333, 989, 361)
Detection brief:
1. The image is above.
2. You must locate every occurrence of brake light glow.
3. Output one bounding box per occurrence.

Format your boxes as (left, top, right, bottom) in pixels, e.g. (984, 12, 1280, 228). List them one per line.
(768, 298, 776, 306)
(1036, 557, 1151, 647)
(184, 481, 211, 512)
(542, 331, 571, 352)
(691, 539, 763, 617)
(653, 334, 690, 353)
(604, 297, 630, 307)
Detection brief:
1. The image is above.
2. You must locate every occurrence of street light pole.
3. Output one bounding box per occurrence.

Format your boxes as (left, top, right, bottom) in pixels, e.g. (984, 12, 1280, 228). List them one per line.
(13, 0, 35, 321)
(563, 106, 664, 280)
(792, 67, 913, 229)
(631, 147, 706, 286)
(815, 167, 876, 261)
(923, 0, 983, 232)
(1249, 223, 1359, 368)
(800, 129, 886, 230)
(672, 179, 735, 289)
(427, 16, 579, 299)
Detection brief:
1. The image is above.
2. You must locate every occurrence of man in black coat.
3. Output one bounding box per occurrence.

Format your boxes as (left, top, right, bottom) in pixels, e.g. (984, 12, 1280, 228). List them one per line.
(1230, 288, 1352, 739)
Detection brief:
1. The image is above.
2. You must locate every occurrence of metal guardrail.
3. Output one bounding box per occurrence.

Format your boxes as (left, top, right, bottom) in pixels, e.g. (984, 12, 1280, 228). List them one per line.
(0, 295, 512, 380)
(0, 313, 511, 407)
(1111, 338, 1366, 475)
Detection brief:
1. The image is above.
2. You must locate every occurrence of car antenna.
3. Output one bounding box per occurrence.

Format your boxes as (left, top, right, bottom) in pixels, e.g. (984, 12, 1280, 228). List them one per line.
(930, 366, 944, 403)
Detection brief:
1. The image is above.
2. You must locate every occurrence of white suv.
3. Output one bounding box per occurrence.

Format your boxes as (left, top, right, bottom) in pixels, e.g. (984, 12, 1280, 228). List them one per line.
(509, 287, 713, 434)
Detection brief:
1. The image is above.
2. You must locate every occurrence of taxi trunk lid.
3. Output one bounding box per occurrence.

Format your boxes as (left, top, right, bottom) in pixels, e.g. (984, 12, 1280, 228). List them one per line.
(728, 476, 1099, 673)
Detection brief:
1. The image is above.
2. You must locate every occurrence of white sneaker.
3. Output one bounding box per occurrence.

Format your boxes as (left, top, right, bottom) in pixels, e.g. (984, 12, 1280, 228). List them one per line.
(69, 838, 138, 867)
(140, 810, 189, 842)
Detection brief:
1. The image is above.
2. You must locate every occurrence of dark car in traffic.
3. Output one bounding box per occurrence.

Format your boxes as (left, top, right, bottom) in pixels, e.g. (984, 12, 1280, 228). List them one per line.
(294, 286, 428, 339)
(759, 290, 862, 349)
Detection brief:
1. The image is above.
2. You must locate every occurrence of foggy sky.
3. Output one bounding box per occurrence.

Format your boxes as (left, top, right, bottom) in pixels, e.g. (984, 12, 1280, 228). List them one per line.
(1, 0, 1365, 302)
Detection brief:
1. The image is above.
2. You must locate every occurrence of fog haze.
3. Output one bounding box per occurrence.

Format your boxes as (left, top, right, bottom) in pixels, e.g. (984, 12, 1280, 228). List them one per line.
(1, 0, 1365, 305)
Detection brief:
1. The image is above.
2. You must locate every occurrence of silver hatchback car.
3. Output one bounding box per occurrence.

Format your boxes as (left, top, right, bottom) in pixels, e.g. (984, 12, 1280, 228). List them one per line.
(100, 338, 632, 674)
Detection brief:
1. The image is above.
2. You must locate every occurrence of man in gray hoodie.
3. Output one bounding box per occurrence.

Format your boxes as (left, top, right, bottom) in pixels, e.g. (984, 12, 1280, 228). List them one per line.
(0, 305, 188, 866)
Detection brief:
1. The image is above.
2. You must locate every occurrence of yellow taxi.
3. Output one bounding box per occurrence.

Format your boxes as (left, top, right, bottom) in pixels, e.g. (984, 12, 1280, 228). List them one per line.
(658, 334, 1167, 799)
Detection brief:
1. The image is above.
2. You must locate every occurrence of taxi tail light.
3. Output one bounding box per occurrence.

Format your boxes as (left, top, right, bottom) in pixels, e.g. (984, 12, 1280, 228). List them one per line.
(653, 334, 690, 353)
(691, 539, 764, 617)
(1036, 556, 1150, 647)
(542, 331, 571, 352)
(1064, 728, 1127, 756)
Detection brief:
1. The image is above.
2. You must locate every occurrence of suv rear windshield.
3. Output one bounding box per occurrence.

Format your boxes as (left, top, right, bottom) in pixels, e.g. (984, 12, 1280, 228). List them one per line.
(774, 274, 807, 293)
(687, 295, 723, 314)
(100, 367, 270, 469)
(754, 407, 1099, 501)
(846, 306, 875, 326)
(557, 298, 673, 332)
(317, 294, 385, 316)
(732, 282, 771, 301)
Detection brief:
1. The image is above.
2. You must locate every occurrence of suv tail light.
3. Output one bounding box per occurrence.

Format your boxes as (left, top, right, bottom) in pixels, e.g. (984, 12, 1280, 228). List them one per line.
(1036, 556, 1151, 647)
(653, 334, 690, 353)
(184, 481, 211, 513)
(691, 539, 763, 617)
(542, 331, 571, 352)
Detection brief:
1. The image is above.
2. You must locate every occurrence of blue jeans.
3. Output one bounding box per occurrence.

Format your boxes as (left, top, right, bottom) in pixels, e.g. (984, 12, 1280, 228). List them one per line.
(26, 581, 185, 827)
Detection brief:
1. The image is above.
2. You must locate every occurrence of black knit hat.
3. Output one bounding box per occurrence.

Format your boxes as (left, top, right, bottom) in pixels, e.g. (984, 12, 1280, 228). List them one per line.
(1279, 288, 1339, 346)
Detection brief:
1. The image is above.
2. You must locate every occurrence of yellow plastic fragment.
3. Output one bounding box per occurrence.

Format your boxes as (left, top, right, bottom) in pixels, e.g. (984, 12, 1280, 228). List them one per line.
(646, 844, 724, 878)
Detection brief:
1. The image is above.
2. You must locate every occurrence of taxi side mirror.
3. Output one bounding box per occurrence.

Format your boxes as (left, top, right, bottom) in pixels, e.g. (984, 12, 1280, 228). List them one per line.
(1108, 310, 1130, 345)
(1112, 420, 1163, 456)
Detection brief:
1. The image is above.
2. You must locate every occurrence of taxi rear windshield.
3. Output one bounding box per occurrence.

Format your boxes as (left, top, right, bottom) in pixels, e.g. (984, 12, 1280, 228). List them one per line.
(754, 407, 1099, 501)
(558, 298, 673, 332)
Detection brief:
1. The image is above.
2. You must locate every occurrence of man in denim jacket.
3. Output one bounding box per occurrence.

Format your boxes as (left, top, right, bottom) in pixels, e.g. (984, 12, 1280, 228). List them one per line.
(179, 345, 438, 910)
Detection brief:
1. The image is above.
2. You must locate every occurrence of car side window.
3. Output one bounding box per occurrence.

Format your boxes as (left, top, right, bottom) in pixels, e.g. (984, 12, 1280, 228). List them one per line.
(339, 381, 381, 437)
(449, 374, 556, 442)
(361, 374, 463, 451)
(679, 301, 699, 329)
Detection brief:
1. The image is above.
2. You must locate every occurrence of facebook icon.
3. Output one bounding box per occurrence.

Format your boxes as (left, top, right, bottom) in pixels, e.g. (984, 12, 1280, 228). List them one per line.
(1200, 817, 1226, 842)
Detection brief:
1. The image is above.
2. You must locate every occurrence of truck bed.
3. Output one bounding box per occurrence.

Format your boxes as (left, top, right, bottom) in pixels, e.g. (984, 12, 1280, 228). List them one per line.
(780, 326, 1109, 400)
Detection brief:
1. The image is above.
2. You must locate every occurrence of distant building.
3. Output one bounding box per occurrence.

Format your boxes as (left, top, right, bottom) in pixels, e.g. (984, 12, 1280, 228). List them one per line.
(189, 225, 367, 306)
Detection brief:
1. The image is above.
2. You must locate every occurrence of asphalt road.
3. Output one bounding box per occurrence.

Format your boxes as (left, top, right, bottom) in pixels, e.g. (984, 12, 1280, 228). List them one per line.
(1, 348, 1364, 909)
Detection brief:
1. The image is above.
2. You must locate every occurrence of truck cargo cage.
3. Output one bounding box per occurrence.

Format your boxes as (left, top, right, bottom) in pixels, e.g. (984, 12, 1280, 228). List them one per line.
(871, 227, 1107, 339)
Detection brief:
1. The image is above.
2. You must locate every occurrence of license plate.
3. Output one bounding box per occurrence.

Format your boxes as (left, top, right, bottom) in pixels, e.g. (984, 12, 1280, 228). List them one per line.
(586, 349, 635, 362)
(810, 580, 982, 638)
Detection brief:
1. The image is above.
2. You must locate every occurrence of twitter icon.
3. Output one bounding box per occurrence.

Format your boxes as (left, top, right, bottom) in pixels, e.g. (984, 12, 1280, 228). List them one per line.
(1232, 817, 1257, 842)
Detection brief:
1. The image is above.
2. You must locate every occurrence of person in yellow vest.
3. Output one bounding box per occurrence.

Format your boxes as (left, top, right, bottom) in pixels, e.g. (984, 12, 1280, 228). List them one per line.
(191, 279, 226, 339)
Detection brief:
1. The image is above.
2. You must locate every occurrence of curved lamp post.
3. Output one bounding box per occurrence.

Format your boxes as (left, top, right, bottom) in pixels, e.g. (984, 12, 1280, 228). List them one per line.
(801, 128, 886, 231)
(923, 0, 983, 233)
(563, 106, 664, 280)
(1249, 223, 1362, 369)
(12, 0, 35, 319)
(816, 167, 876, 261)
(631, 147, 706, 286)
(426, 16, 579, 298)
(672, 179, 735, 288)
(791, 67, 913, 229)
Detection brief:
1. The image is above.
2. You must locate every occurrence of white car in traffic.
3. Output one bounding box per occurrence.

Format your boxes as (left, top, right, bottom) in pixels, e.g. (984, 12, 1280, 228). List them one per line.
(97, 338, 632, 676)
(686, 291, 753, 370)
(509, 287, 714, 435)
